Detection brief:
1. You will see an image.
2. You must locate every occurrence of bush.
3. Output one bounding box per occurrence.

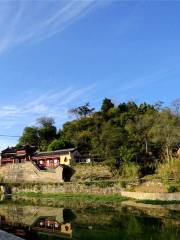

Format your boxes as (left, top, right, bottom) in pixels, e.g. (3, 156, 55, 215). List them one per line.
(0, 174, 4, 182)
(157, 159, 180, 192)
(102, 158, 118, 175)
(167, 185, 178, 193)
(121, 162, 140, 180)
(157, 158, 180, 179)
(119, 180, 127, 188)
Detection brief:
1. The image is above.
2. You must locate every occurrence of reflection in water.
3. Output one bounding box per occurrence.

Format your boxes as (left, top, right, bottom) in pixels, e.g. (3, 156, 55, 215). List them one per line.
(0, 197, 179, 240)
(0, 204, 73, 239)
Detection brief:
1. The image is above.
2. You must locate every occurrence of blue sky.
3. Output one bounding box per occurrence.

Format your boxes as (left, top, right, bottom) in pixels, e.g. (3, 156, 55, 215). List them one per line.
(0, 0, 180, 149)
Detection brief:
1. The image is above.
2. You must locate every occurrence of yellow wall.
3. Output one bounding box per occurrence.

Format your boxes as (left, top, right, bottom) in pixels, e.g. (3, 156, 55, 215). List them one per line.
(61, 223, 72, 236)
(59, 153, 71, 165)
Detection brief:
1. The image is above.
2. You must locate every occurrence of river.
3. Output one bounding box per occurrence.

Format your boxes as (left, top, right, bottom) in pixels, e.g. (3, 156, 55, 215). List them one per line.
(0, 195, 179, 240)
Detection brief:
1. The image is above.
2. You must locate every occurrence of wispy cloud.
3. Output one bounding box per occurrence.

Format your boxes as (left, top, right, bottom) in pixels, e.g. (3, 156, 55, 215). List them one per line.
(0, 83, 96, 148)
(116, 67, 178, 94)
(0, 0, 98, 54)
(0, 84, 96, 121)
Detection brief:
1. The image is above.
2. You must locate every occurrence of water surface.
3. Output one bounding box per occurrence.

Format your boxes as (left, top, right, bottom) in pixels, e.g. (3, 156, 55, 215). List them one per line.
(0, 196, 179, 240)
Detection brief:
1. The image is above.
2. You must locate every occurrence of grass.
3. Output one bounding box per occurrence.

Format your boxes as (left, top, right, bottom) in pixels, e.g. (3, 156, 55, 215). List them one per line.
(136, 199, 180, 205)
(14, 192, 127, 203)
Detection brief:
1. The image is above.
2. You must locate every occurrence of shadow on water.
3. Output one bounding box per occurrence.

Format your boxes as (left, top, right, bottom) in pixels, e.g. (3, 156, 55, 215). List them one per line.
(0, 195, 179, 240)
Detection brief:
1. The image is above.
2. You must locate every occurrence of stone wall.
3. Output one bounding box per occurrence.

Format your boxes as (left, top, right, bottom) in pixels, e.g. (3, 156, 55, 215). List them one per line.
(121, 191, 180, 201)
(71, 164, 112, 181)
(10, 181, 121, 195)
(0, 162, 63, 183)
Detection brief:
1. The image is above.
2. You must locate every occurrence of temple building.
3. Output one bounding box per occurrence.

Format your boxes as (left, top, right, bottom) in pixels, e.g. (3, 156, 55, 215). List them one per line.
(32, 148, 81, 169)
(0, 146, 81, 169)
(0, 146, 81, 182)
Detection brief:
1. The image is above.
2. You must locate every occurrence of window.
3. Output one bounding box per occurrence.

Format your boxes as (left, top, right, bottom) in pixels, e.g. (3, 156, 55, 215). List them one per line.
(40, 160, 43, 165)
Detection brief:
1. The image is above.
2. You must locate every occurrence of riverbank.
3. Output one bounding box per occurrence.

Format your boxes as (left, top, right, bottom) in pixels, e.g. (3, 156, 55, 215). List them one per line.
(12, 192, 128, 208)
(1, 180, 180, 202)
(10, 192, 180, 209)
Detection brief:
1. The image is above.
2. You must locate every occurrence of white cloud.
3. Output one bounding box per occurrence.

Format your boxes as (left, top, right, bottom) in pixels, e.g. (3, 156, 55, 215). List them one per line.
(0, 0, 98, 54)
(0, 84, 96, 149)
(0, 84, 96, 130)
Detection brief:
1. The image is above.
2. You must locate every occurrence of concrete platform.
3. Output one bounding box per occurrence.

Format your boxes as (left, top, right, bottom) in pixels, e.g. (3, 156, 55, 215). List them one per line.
(0, 230, 23, 240)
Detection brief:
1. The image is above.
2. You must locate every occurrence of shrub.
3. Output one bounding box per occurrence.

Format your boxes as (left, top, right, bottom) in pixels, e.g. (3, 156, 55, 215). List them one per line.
(157, 158, 180, 179)
(119, 146, 137, 163)
(121, 162, 140, 180)
(157, 158, 180, 192)
(0, 174, 4, 182)
(119, 180, 127, 188)
(167, 185, 178, 193)
(102, 158, 118, 175)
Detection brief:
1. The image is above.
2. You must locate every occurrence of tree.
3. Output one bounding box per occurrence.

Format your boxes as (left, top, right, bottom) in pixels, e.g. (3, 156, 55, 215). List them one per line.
(61, 117, 96, 154)
(100, 122, 125, 160)
(69, 103, 95, 119)
(37, 117, 57, 151)
(154, 101, 164, 111)
(118, 103, 128, 113)
(19, 127, 39, 147)
(119, 145, 137, 163)
(48, 139, 73, 151)
(171, 98, 180, 117)
(135, 109, 157, 154)
(17, 98, 180, 179)
(37, 117, 55, 128)
(101, 98, 114, 113)
(149, 109, 180, 162)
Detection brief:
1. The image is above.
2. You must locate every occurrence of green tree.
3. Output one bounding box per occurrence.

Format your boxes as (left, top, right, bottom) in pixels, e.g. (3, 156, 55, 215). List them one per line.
(149, 109, 180, 162)
(101, 98, 114, 113)
(37, 117, 57, 151)
(69, 103, 95, 119)
(48, 139, 73, 151)
(119, 145, 137, 163)
(19, 127, 39, 147)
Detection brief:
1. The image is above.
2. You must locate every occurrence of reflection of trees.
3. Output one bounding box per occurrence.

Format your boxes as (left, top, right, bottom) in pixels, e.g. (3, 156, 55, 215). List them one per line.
(111, 207, 180, 240)
(0, 204, 76, 239)
(111, 208, 143, 237)
(0, 202, 179, 240)
(63, 209, 76, 223)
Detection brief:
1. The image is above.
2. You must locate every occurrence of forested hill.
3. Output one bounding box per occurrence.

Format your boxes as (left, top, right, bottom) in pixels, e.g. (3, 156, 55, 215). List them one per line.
(18, 98, 180, 176)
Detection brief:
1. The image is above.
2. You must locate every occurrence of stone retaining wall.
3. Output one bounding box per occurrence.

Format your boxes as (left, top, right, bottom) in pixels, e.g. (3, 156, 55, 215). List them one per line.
(10, 182, 122, 195)
(0, 162, 63, 183)
(121, 191, 180, 201)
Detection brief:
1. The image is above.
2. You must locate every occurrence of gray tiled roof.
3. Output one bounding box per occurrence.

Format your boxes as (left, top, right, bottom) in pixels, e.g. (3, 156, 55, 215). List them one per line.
(33, 148, 76, 157)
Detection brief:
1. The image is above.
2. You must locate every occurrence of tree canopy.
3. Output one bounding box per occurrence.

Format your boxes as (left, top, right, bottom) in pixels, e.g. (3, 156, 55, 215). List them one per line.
(17, 98, 180, 176)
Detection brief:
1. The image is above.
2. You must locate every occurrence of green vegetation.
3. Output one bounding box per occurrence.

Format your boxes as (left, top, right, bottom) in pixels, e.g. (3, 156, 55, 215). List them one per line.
(157, 158, 180, 179)
(120, 162, 140, 180)
(157, 159, 180, 192)
(136, 199, 180, 205)
(15, 192, 127, 203)
(17, 98, 180, 181)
